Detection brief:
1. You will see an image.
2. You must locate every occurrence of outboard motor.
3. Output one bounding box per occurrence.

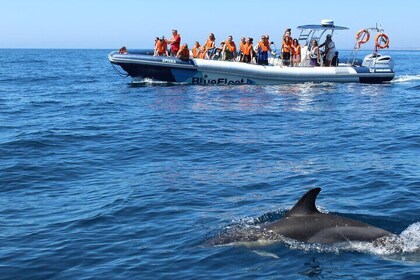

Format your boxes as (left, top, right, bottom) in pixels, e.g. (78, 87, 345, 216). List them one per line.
(362, 53, 394, 70)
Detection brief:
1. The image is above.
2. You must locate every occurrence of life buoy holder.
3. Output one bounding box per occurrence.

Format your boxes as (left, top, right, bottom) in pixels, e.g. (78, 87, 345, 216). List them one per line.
(355, 29, 370, 49)
(375, 33, 390, 49)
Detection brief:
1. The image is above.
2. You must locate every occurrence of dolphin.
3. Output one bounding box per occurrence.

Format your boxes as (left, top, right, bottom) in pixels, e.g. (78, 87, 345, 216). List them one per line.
(207, 188, 393, 246)
(262, 188, 393, 244)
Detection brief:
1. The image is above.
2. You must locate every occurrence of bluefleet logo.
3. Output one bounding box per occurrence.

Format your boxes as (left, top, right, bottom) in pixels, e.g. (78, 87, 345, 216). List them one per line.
(191, 76, 256, 85)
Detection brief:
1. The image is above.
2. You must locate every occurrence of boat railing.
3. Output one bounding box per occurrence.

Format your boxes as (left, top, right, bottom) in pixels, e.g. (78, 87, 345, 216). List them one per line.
(347, 24, 386, 68)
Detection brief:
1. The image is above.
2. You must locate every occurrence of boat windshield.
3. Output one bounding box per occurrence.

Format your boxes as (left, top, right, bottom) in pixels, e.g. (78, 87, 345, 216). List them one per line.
(297, 24, 348, 47)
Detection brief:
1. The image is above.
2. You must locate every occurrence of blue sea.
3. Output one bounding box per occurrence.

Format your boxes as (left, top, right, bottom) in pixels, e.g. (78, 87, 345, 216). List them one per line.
(0, 49, 419, 279)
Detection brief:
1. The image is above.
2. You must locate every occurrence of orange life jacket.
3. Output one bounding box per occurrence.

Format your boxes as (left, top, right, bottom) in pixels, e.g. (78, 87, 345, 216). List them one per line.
(192, 46, 200, 58)
(156, 40, 167, 55)
(205, 39, 215, 50)
(242, 43, 253, 56)
(292, 44, 301, 55)
(178, 45, 189, 59)
(225, 40, 236, 52)
(258, 40, 270, 52)
(198, 49, 206, 59)
(240, 42, 247, 54)
(282, 39, 292, 53)
(170, 34, 181, 53)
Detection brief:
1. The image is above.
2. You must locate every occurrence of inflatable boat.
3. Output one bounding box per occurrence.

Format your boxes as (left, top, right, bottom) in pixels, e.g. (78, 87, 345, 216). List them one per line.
(109, 21, 395, 85)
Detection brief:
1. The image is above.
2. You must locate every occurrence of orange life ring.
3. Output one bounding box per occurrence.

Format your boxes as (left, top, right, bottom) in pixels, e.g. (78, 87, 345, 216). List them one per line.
(355, 29, 370, 49)
(375, 33, 390, 49)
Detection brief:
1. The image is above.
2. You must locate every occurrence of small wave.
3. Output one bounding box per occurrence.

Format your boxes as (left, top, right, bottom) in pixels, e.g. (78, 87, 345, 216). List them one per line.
(348, 222, 420, 256)
(391, 74, 420, 83)
(131, 77, 187, 86)
(406, 85, 420, 90)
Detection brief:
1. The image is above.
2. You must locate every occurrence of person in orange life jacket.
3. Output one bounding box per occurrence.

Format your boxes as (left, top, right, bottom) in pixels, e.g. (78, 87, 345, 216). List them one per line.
(192, 41, 200, 58)
(291, 38, 301, 67)
(240, 37, 254, 63)
(176, 43, 190, 60)
(197, 45, 207, 59)
(282, 35, 293, 66)
(154, 37, 168, 56)
(222, 35, 237, 61)
(166, 29, 181, 56)
(283, 28, 291, 40)
(204, 33, 216, 58)
(257, 35, 271, 65)
(239, 37, 246, 62)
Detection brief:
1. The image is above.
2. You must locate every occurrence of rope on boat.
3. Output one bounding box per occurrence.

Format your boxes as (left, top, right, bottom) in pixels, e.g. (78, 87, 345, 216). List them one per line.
(110, 62, 129, 78)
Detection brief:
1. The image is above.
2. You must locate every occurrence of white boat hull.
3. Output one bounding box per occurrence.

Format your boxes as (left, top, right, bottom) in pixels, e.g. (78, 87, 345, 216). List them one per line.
(108, 51, 395, 85)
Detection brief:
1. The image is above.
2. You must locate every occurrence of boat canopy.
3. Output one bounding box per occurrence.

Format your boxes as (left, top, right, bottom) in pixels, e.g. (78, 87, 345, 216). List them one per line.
(296, 20, 349, 48)
(297, 24, 349, 31)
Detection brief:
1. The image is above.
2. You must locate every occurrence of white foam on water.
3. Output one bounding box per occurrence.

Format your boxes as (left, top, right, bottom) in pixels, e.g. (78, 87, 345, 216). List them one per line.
(391, 74, 420, 83)
(132, 77, 171, 85)
(252, 250, 280, 259)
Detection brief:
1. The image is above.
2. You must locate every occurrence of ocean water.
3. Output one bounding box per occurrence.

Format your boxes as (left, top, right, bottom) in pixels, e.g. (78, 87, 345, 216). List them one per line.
(0, 49, 419, 279)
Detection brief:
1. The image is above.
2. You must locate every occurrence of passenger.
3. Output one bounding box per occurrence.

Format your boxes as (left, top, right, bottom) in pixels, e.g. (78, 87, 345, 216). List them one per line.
(198, 45, 207, 59)
(291, 39, 301, 67)
(166, 29, 181, 56)
(257, 35, 271, 65)
(212, 42, 224, 60)
(239, 37, 246, 62)
(204, 33, 216, 58)
(192, 41, 200, 58)
(222, 35, 237, 61)
(309, 40, 320, 66)
(319, 34, 336, 67)
(283, 28, 292, 40)
(331, 51, 339, 66)
(154, 37, 167, 56)
(281, 35, 293, 66)
(176, 43, 190, 60)
(154, 37, 159, 49)
(119, 46, 128, 54)
(241, 37, 254, 63)
(249, 38, 257, 63)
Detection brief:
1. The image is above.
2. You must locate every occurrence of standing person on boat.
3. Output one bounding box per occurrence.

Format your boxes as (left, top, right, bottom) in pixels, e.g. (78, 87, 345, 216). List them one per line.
(166, 29, 181, 56)
(309, 40, 320, 66)
(257, 35, 271, 65)
(204, 33, 216, 59)
(176, 43, 190, 60)
(222, 35, 237, 61)
(283, 28, 291, 40)
(291, 39, 301, 67)
(154, 37, 168, 56)
(281, 35, 293, 66)
(319, 34, 336, 67)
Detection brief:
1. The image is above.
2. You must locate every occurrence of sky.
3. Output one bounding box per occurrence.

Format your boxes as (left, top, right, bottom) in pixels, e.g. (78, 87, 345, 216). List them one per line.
(1, 0, 419, 49)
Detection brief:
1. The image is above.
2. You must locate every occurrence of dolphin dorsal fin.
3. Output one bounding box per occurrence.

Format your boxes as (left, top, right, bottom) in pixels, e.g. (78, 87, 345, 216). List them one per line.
(286, 188, 321, 216)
